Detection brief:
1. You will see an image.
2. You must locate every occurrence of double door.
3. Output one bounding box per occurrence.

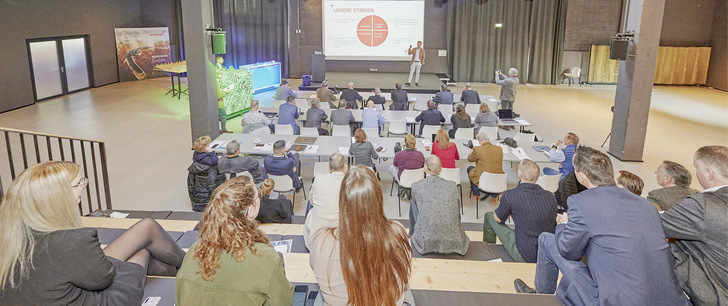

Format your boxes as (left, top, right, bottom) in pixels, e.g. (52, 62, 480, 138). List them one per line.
(27, 35, 93, 101)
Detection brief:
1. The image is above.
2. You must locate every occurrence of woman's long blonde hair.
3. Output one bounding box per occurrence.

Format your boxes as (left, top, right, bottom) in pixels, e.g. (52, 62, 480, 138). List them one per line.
(193, 175, 269, 281)
(435, 129, 450, 150)
(0, 161, 83, 289)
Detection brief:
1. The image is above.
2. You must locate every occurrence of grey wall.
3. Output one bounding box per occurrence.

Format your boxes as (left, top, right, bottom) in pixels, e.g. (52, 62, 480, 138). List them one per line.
(660, 0, 715, 46)
(563, 0, 623, 52)
(0, 0, 143, 113)
(140, 0, 182, 61)
(288, 0, 448, 78)
(706, 0, 727, 91)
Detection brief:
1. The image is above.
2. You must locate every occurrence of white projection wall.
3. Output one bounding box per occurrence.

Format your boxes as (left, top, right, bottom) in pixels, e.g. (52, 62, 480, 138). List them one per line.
(323, 0, 425, 61)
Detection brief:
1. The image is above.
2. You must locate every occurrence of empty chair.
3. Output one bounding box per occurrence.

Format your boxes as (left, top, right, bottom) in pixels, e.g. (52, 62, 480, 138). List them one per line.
(536, 174, 561, 193)
(374, 104, 385, 111)
(387, 120, 407, 137)
(295, 98, 309, 109)
(439, 168, 464, 214)
(485, 101, 499, 112)
(564, 67, 582, 86)
(273, 99, 286, 109)
(274, 124, 294, 135)
(313, 162, 330, 178)
(393, 168, 425, 216)
(438, 104, 453, 113)
(267, 174, 306, 209)
(476, 172, 508, 219)
(420, 125, 441, 139)
(478, 126, 499, 141)
(454, 127, 475, 139)
(300, 127, 319, 136)
(319, 102, 331, 109)
(413, 99, 428, 111)
(513, 132, 536, 142)
(363, 128, 379, 139)
(332, 125, 351, 137)
(465, 103, 480, 114)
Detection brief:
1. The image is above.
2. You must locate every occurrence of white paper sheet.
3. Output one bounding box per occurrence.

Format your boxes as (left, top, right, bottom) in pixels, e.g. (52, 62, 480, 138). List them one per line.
(515, 119, 530, 125)
(512, 147, 531, 160)
(209, 140, 225, 150)
(405, 117, 416, 123)
(421, 139, 432, 147)
(109, 212, 129, 219)
(305, 145, 319, 154)
(487, 258, 503, 262)
(271, 239, 293, 253)
(489, 98, 498, 102)
(497, 143, 510, 154)
(338, 147, 349, 155)
(141, 297, 161, 306)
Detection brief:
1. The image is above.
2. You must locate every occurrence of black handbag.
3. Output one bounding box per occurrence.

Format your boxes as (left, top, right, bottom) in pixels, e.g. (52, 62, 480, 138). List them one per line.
(394, 142, 402, 153)
(502, 137, 518, 148)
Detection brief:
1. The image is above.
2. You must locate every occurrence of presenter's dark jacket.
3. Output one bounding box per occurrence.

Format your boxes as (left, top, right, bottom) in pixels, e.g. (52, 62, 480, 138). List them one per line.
(0, 228, 146, 305)
(460, 89, 481, 104)
(366, 95, 386, 105)
(554, 186, 690, 306)
(391, 89, 409, 104)
(415, 109, 445, 134)
(433, 90, 454, 105)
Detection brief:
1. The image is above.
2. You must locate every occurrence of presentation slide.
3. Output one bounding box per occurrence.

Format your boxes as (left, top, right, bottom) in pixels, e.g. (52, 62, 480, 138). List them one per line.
(323, 0, 425, 61)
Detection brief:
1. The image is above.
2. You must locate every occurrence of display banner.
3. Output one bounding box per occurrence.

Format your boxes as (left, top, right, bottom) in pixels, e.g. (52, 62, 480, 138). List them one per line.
(114, 27, 171, 81)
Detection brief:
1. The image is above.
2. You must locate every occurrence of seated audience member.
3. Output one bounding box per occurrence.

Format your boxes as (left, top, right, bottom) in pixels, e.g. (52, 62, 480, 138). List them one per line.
(484, 160, 557, 263)
(544, 132, 579, 179)
(660, 145, 728, 305)
(460, 83, 481, 104)
(415, 100, 445, 136)
(331, 100, 356, 134)
(362, 100, 386, 134)
(616, 170, 644, 196)
(218, 140, 266, 184)
(274, 79, 297, 101)
(391, 82, 409, 108)
(366, 87, 386, 107)
(473, 103, 498, 137)
(449, 104, 472, 138)
(188, 136, 225, 211)
(304, 99, 330, 135)
(410, 156, 470, 255)
(303, 153, 348, 249)
(554, 171, 587, 210)
(433, 84, 454, 109)
(317, 80, 337, 109)
(432, 129, 459, 168)
(176, 176, 293, 305)
(264, 140, 302, 190)
(0, 161, 186, 305)
(389, 134, 425, 182)
(467, 132, 504, 201)
(340, 82, 363, 109)
(241, 100, 273, 133)
(277, 96, 300, 135)
(647, 160, 699, 211)
(256, 178, 293, 224)
(349, 129, 379, 172)
(514, 146, 690, 306)
(309, 166, 414, 305)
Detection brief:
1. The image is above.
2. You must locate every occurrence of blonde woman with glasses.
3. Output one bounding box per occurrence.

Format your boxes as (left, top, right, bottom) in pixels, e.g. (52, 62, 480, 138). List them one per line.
(0, 161, 185, 305)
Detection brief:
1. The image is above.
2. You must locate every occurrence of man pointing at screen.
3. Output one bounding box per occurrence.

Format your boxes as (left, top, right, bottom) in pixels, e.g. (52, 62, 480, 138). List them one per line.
(405, 41, 426, 87)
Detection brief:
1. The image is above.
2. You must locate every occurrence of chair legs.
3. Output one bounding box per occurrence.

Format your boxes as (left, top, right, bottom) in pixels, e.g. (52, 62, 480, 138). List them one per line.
(390, 179, 396, 196)
(458, 184, 463, 215)
(398, 191, 401, 217)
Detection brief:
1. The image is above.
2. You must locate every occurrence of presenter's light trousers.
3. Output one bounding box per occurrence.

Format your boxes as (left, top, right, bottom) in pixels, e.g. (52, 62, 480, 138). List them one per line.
(408, 62, 422, 83)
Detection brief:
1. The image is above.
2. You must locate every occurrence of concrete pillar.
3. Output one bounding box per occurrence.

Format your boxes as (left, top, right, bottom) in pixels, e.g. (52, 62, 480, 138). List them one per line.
(608, 0, 665, 161)
(181, 0, 219, 141)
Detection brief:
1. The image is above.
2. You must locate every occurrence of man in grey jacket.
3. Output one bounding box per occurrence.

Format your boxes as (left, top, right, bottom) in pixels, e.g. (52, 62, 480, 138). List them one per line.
(304, 99, 329, 135)
(661, 145, 728, 305)
(330, 100, 356, 134)
(496, 68, 519, 112)
(217, 141, 266, 184)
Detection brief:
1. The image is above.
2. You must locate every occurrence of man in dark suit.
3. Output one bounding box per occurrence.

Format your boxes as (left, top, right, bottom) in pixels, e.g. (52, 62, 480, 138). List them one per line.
(303, 99, 329, 135)
(414, 100, 444, 136)
(391, 82, 409, 109)
(330, 100, 356, 134)
(433, 84, 454, 110)
(514, 146, 690, 306)
(460, 83, 481, 104)
(366, 87, 386, 108)
(339, 82, 363, 109)
(277, 97, 300, 135)
(264, 140, 302, 190)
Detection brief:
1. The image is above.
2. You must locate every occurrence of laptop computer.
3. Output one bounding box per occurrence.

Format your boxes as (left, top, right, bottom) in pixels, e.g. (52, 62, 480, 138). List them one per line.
(294, 136, 317, 144)
(498, 109, 514, 119)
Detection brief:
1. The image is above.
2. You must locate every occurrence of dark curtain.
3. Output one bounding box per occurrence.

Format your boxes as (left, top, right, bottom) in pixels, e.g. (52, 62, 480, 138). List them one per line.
(213, 0, 289, 77)
(528, 0, 567, 84)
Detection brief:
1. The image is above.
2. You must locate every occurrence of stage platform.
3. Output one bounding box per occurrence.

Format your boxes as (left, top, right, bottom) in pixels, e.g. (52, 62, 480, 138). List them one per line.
(298, 72, 447, 94)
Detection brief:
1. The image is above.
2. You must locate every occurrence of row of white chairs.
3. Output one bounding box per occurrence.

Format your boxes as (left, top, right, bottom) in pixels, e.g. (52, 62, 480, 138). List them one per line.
(275, 124, 506, 142)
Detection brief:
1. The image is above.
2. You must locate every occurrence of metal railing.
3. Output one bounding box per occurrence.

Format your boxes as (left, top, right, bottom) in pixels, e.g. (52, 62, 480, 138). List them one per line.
(0, 127, 112, 215)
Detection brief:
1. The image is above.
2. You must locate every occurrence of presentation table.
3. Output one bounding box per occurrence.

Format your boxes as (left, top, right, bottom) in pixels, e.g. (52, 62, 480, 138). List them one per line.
(153, 61, 188, 100)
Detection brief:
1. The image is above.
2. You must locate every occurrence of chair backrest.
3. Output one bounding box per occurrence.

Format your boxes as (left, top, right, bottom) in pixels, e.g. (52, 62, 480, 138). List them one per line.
(273, 100, 286, 109)
(309, 94, 317, 99)
(320, 102, 331, 109)
(388, 120, 407, 134)
(332, 125, 351, 137)
(478, 126, 498, 141)
(421, 125, 441, 139)
(485, 101, 499, 112)
(478, 172, 508, 193)
(438, 104, 453, 113)
(295, 98, 309, 109)
(362, 128, 379, 139)
(313, 162, 330, 178)
(275, 124, 294, 135)
(454, 127, 475, 139)
(438, 168, 461, 185)
(374, 104, 385, 111)
(268, 174, 294, 192)
(300, 127, 319, 136)
(399, 168, 425, 188)
(536, 174, 561, 193)
(571, 67, 581, 77)
(513, 132, 535, 142)
(413, 99, 428, 111)
(242, 124, 267, 134)
(465, 103, 480, 114)
(250, 126, 272, 135)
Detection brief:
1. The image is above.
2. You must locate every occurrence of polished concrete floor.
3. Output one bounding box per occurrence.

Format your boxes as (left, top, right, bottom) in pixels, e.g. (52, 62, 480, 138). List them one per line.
(0, 78, 725, 222)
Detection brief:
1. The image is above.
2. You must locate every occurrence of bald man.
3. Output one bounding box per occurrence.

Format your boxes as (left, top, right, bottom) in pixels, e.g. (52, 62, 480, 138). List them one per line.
(339, 82, 363, 109)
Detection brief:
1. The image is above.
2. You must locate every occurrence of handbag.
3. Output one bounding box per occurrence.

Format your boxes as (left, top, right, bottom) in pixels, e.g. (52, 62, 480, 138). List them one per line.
(502, 137, 518, 148)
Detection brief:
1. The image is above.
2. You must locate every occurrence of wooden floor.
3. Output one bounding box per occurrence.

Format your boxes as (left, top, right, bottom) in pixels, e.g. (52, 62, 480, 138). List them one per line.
(0, 78, 726, 222)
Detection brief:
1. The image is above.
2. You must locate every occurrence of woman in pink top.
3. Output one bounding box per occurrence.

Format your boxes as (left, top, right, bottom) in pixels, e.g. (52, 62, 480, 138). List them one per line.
(432, 129, 460, 168)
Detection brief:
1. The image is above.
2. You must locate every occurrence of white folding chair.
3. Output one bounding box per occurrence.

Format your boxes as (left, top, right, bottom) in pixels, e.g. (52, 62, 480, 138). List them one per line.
(295, 98, 309, 109)
(387, 120, 407, 137)
(275, 124, 294, 135)
(438, 104, 453, 113)
(309, 94, 317, 99)
(420, 125, 441, 139)
(454, 127, 475, 139)
(465, 104, 480, 114)
(513, 132, 536, 142)
(320, 103, 331, 109)
(313, 162, 330, 178)
(375, 104, 385, 111)
(390, 168, 425, 217)
(478, 126, 499, 141)
(439, 168, 464, 214)
(564, 67, 582, 86)
(363, 128, 379, 139)
(300, 127, 319, 136)
(536, 174, 561, 193)
(485, 101, 499, 112)
(332, 125, 351, 137)
(267, 174, 306, 209)
(413, 99, 428, 111)
(476, 172, 508, 219)
(273, 100, 286, 109)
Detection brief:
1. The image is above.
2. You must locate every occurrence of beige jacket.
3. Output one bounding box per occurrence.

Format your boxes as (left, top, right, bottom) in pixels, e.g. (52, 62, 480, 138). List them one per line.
(408, 46, 426, 65)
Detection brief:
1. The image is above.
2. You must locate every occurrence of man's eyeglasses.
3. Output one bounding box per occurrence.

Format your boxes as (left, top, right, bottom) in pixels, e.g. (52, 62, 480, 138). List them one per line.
(72, 177, 88, 188)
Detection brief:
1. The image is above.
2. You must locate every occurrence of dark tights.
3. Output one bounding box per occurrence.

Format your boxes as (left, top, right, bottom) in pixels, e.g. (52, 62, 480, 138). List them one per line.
(103, 218, 186, 277)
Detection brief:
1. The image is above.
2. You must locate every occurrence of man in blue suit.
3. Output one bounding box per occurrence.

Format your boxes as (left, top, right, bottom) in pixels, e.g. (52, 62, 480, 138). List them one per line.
(514, 145, 690, 306)
(415, 100, 445, 136)
(277, 97, 300, 135)
(432, 84, 454, 110)
(264, 140, 302, 190)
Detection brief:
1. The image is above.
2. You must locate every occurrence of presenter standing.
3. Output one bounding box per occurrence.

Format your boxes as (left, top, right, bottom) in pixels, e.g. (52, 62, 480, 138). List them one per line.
(405, 41, 426, 86)
(495, 68, 519, 114)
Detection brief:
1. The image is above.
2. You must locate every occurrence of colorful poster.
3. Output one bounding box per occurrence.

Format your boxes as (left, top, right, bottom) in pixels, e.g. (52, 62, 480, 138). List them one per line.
(114, 27, 171, 82)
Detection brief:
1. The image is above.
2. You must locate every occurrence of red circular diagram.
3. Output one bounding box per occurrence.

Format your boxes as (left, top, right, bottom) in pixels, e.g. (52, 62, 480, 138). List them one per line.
(357, 15, 388, 47)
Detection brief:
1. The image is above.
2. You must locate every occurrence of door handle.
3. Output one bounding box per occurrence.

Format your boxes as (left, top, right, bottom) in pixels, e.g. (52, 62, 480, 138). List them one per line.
(60, 66, 65, 73)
